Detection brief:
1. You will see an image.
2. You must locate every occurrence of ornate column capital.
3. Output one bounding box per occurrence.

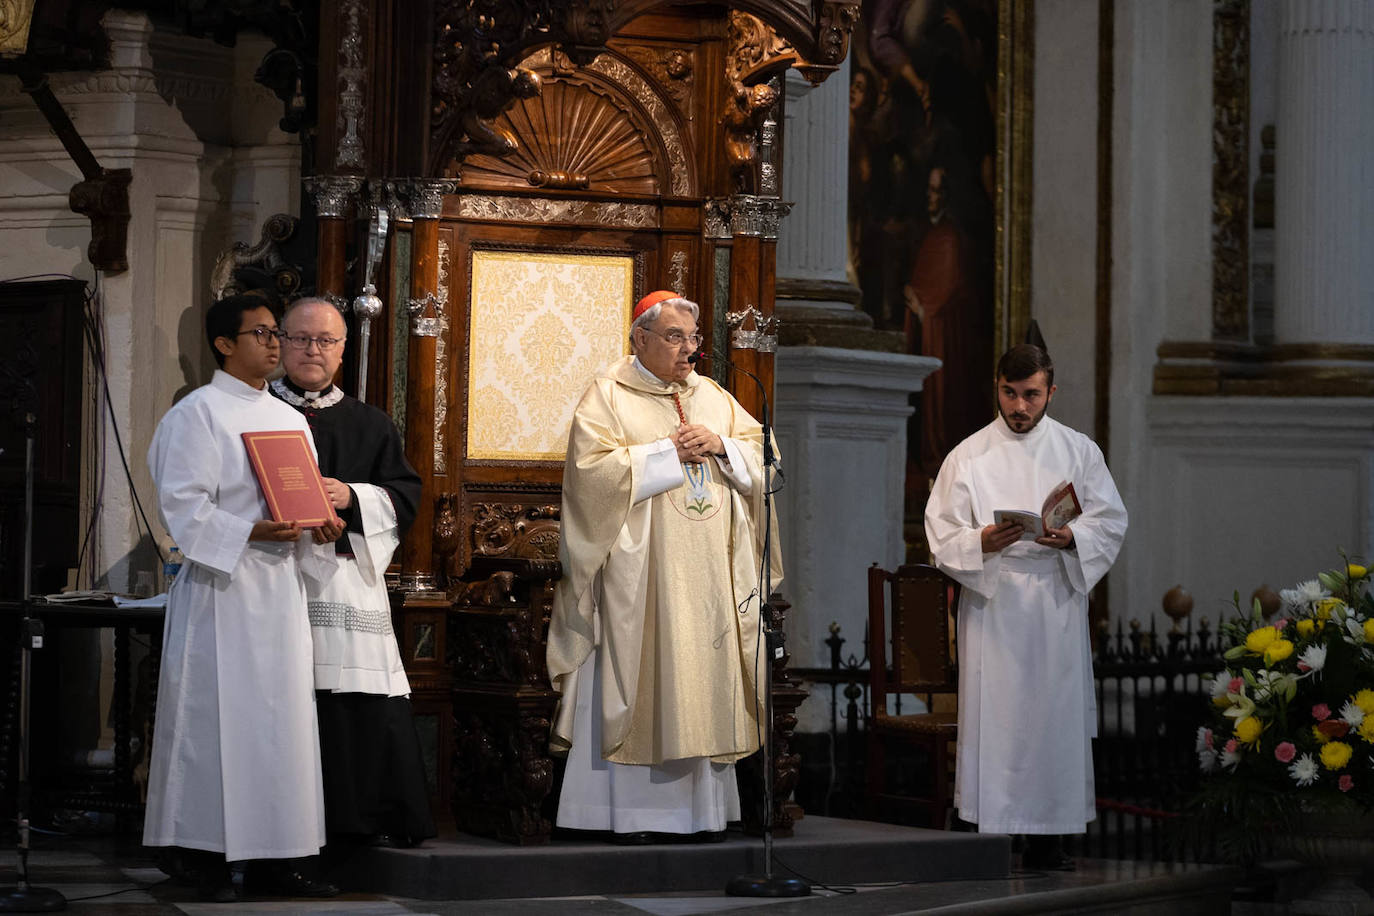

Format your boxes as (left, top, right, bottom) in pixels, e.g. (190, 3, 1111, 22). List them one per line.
(704, 198, 733, 240)
(397, 178, 459, 220)
(303, 175, 364, 218)
(730, 194, 792, 239)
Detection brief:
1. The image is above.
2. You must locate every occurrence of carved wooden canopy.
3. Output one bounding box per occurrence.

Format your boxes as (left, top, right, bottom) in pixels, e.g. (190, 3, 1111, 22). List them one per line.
(429, 0, 858, 175)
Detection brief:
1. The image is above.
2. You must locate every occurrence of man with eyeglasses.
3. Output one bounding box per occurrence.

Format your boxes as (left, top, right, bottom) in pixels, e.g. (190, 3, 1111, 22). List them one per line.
(548, 290, 781, 844)
(145, 294, 345, 901)
(271, 298, 434, 854)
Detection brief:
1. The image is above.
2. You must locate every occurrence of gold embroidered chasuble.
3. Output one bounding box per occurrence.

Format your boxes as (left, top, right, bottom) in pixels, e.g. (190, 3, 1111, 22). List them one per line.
(548, 356, 781, 766)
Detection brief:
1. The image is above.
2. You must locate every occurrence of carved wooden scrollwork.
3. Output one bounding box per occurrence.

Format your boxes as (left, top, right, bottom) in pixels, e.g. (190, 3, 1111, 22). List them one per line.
(727, 10, 797, 85)
(619, 44, 695, 114)
(429, 1, 858, 174)
(430, 1, 616, 174)
(471, 502, 561, 561)
(451, 708, 555, 843)
(461, 78, 661, 194)
(723, 80, 779, 195)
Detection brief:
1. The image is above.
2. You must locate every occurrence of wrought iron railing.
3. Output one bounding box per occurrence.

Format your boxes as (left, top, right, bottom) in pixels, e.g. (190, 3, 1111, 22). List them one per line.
(790, 614, 1225, 862)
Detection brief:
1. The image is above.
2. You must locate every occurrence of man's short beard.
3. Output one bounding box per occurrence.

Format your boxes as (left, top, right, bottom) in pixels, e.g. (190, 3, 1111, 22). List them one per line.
(999, 401, 1048, 431)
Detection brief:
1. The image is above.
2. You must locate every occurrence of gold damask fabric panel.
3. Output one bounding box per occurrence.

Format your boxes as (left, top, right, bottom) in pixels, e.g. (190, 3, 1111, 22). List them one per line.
(468, 250, 633, 460)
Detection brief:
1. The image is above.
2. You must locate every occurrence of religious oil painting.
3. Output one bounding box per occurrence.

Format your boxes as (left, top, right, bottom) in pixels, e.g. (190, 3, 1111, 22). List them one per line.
(466, 249, 633, 461)
(848, 0, 1031, 545)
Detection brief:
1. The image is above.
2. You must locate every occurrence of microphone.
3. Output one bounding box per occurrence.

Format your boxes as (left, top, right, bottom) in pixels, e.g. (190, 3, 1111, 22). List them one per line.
(688, 351, 777, 475)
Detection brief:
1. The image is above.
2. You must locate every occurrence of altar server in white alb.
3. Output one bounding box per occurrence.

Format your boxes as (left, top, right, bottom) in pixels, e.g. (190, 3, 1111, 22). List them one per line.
(145, 294, 343, 902)
(925, 342, 1127, 870)
(547, 290, 780, 844)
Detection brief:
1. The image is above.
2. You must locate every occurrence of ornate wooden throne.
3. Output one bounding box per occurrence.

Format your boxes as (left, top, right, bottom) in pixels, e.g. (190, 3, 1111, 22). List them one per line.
(307, 0, 857, 844)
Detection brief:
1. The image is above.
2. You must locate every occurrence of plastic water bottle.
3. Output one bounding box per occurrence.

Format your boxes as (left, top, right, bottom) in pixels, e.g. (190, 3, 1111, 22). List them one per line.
(163, 546, 183, 594)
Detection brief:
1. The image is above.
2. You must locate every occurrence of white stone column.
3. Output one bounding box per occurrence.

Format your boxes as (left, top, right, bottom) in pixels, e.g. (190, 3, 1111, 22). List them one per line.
(777, 63, 858, 311)
(774, 348, 939, 731)
(1274, 0, 1374, 344)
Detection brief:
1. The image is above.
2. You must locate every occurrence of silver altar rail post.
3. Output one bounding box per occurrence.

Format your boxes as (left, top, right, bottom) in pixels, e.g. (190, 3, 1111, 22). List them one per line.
(352, 189, 390, 403)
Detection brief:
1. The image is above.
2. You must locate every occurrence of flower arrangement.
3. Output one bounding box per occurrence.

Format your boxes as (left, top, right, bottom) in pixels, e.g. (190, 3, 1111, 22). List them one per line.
(1188, 560, 1374, 861)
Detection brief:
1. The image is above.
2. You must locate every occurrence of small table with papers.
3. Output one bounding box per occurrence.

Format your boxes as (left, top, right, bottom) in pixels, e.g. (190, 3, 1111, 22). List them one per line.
(0, 596, 165, 830)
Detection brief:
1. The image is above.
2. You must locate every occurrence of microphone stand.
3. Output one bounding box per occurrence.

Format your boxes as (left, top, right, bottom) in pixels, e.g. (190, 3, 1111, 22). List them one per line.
(698, 353, 807, 899)
(0, 411, 66, 912)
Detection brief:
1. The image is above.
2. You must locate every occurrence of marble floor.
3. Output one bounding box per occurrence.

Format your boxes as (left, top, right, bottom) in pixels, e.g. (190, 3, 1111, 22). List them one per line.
(0, 832, 1240, 915)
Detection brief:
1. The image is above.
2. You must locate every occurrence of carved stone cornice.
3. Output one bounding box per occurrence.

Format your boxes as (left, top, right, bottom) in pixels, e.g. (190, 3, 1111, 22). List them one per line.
(303, 175, 364, 218)
(1153, 340, 1374, 396)
(1212, 0, 1249, 341)
(398, 178, 459, 220)
(730, 194, 791, 239)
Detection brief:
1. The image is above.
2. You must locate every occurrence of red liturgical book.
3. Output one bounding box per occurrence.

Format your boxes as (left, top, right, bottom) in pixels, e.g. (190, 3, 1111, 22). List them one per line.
(241, 430, 334, 528)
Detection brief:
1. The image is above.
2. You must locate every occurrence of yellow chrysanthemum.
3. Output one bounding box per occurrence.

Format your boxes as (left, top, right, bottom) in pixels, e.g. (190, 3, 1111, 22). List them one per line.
(1359, 718, 1374, 744)
(1317, 597, 1344, 621)
(1245, 626, 1281, 654)
(1297, 619, 1317, 639)
(1313, 725, 1332, 745)
(1321, 741, 1353, 770)
(1364, 620, 1374, 644)
(1355, 690, 1374, 715)
(1264, 640, 1295, 665)
(1349, 564, 1369, 580)
(1234, 716, 1264, 745)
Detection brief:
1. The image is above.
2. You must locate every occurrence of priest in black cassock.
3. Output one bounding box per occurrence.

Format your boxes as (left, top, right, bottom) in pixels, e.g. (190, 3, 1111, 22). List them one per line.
(272, 297, 435, 848)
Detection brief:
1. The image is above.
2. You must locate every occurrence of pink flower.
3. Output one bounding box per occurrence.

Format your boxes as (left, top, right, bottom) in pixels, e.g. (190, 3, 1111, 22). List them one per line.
(1274, 618, 1289, 631)
(1205, 731, 1215, 750)
(1228, 677, 1244, 694)
(1340, 775, 1354, 792)
(1314, 704, 1332, 721)
(1299, 662, 1311, 672)
(1225, 738, 1239, 754)
(1275, 742, 1297, 763)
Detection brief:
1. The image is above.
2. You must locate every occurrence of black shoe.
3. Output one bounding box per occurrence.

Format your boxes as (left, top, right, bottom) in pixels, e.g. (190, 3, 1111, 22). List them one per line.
(197, 863, 236, 903)
(611, 831, 658, 845)
(691, 830, 727, 843)
(1024, 849, 1077, 871)
(249, 866, 340, 898)
(367, 833, 400, 848)
(1022, 836, 1076, 872)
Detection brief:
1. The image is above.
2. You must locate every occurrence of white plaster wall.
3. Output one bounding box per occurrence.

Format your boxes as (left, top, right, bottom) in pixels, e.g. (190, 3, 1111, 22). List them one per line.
(1144, 399, 1374, 621)
(774, 347, 938, 730)
(779, 62, 850, 288)
(1031, 0, 1099, 438)
(1108, 0, 1214, 628)
(0, 11, 299, 591)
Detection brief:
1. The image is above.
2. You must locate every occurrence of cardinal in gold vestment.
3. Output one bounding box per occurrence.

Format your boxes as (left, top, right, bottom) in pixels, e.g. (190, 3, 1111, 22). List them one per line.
(547, 292, 781, 840)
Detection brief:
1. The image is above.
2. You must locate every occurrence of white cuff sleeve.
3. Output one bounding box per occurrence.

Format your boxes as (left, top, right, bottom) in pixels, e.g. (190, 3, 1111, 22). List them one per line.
(630, 438, 685, 503)
(718, 438, 754, 493)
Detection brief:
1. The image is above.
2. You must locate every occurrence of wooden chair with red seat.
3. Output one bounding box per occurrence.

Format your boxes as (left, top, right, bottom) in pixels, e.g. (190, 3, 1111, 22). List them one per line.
(865, 562, 961, 828)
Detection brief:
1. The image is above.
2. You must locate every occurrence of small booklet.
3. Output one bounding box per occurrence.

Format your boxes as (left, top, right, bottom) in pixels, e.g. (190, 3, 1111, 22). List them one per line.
(994, 480, 1082, 541)
(241, 430, 334, 528)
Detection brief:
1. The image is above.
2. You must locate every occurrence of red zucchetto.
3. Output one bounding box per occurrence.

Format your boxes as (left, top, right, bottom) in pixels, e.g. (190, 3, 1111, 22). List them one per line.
(633, 290, 681, 322)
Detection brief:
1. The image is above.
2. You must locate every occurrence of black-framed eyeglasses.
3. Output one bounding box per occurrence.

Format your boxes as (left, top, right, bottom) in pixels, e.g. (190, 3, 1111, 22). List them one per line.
(235, 326, 281, 346)
(281, 334, 345, 351)
(642, 327, 703, 349)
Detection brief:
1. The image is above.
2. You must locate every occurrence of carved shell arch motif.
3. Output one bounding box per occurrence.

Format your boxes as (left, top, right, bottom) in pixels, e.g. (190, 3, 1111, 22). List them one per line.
(460, 48, 695, 198)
